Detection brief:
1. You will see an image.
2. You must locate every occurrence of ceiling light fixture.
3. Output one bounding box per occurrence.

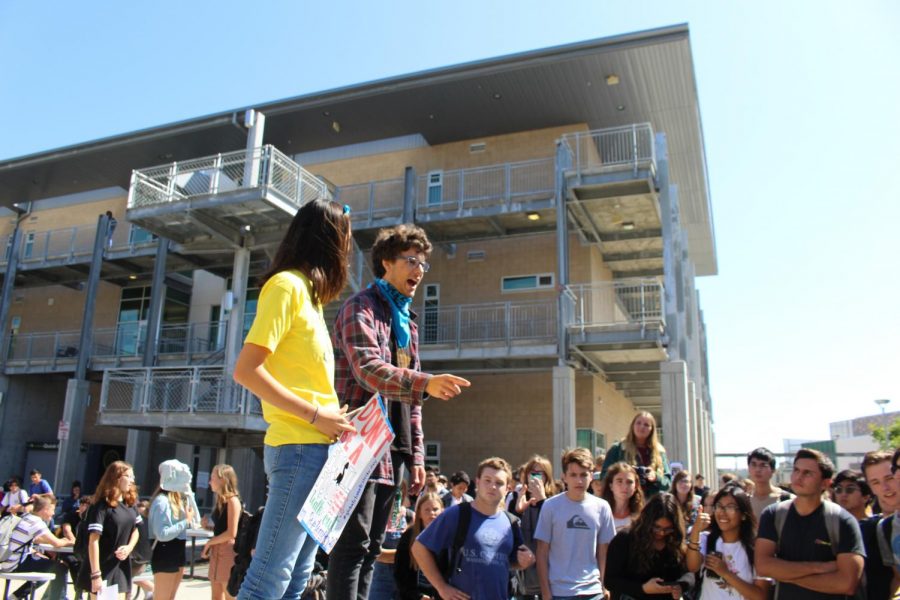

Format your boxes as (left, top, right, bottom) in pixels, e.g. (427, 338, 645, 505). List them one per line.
(616, 105, 626, 112)
(128, 274, 138, 280)
(526, 212, 540, 221)
(331, 121, 341, 133)
(322, 110, 331, 117)
(606, 74, 620, 86)
(621, 221, 635, 231)
(492, 92, 502, 100)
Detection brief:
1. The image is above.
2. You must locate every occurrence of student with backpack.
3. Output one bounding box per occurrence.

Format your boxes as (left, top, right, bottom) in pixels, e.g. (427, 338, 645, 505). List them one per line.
(860, 451, 900, 600)
(756, 448, 865, 600)
(0, 493, 73, 599)
(686, 485, 768, 600)
(393, 492, 444, 600)
(412, 457, 535, 600)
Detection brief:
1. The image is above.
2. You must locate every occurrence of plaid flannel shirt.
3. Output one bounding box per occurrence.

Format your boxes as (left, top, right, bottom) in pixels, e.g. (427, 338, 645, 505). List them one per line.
(332, 285, 430, 485)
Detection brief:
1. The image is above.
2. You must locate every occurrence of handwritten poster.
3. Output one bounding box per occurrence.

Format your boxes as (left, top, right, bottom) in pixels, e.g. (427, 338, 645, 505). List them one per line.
(299, 395, 395, 552)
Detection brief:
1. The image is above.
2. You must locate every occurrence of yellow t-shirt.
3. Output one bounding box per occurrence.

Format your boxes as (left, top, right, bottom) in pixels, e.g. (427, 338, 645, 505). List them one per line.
(243, 269, 338, 446)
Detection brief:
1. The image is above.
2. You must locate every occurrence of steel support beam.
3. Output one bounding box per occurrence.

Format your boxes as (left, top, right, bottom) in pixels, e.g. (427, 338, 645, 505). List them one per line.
(55, 213, 108, 494)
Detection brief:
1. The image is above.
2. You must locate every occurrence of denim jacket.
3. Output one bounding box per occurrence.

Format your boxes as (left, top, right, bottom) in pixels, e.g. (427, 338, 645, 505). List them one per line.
(148, 494, 190, 542)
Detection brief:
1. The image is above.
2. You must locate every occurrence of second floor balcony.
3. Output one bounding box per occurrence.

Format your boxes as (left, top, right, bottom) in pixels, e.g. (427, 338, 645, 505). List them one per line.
(98, 366, 265, 432)
(565, 278, 667, 364)
(127, 145, 328, 249)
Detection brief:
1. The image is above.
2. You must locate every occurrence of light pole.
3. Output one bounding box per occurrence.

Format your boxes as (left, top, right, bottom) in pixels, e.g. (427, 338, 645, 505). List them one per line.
(875, 398, 890, 418)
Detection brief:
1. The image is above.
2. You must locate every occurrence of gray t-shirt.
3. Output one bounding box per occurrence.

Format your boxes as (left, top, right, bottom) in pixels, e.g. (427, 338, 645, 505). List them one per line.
(534, 493, 616, 597)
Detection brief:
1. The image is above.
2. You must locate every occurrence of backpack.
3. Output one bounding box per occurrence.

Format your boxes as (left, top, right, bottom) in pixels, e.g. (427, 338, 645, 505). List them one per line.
(0, 514, 24, 568)
(72, 517, 90, 564)
(875, 513, 895, 569)
(772, 499, 864, 600)
(444, 502, 524, 597)
(227, 506, 264, 598)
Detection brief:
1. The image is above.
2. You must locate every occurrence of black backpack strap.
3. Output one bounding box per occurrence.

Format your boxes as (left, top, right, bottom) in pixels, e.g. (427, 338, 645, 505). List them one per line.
(447, 503, 472, 580)
(504, 511, 523, 562)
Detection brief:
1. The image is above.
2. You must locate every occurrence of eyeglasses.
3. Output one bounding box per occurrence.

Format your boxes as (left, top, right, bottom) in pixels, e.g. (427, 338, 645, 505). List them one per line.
(651, 525, 675, 535)
(398, 255, 430, 272)
(714, 503, 740, 514)
(832, 485, 860, 494)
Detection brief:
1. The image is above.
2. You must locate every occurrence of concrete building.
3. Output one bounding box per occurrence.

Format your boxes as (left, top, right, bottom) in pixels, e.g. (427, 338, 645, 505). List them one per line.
(0, 24, 716, 508)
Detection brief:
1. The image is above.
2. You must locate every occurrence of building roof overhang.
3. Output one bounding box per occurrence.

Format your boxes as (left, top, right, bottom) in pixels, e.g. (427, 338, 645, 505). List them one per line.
(0, 23, 716, 274)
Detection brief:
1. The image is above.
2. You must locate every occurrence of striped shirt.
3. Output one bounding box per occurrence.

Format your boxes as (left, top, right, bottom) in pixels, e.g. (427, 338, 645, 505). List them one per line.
(0, 514, 49, 572)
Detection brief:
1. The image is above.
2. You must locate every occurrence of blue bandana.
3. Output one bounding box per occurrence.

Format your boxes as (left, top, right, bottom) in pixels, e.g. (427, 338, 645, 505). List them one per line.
(375, 278, 412, 348)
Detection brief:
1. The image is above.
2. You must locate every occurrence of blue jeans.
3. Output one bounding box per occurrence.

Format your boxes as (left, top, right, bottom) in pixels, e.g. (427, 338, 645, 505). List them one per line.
(238, 443, 329, 600)
(367, 561, 397, 600)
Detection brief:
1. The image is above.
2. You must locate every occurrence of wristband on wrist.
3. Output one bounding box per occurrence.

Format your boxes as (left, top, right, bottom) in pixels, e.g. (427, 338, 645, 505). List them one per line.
(309, 404, 319, 425)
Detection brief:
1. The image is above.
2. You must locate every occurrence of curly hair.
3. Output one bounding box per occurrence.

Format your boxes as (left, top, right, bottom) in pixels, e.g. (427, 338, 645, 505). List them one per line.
(628, 493, 686, 575)
(371, 224, 432, 278)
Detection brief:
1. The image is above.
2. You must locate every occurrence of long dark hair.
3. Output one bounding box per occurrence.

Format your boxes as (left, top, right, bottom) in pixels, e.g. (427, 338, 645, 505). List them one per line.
(706, 484, 757, 564)
(261, 198, 351, 305)
(628, 492, 685, 574)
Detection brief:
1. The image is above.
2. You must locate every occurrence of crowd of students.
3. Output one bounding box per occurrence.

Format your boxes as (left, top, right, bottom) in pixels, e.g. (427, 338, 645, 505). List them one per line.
(0, 459, 243, 600)
(377, 442, 890, 600)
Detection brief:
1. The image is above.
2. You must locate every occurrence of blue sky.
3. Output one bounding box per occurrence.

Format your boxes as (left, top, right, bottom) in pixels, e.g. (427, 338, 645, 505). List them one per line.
(2, 1, 898, 457)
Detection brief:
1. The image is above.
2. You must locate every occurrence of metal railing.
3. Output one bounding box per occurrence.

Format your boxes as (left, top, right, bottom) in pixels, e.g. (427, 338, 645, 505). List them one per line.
(128, 145, 327, 210)
(565, 279, 665, 332)
(0, 223, 157, 268)
(419, 300, 556, 347)
(416, 158, 555, 213)
(337, 178, 405, 225)
(100, 366, 261, 416)
(6, 330, 83, 365)
(561, 123, 656, 179)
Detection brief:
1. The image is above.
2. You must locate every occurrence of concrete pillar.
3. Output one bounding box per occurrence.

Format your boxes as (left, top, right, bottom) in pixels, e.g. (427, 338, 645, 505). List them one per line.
(403, 166, 416, 223)
(55, 213, 108, 491)
(552, 366, 576, 462)
(687, 381, 699, 474)
(225, 248, 251, 373)
(243, 110, 266, 186)
(554, 141, 571, 365)
(661, 361, 690, 469)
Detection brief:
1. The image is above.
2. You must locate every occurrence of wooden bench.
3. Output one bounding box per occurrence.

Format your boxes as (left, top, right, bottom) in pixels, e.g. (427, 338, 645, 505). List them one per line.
(0, 572, 55, 600)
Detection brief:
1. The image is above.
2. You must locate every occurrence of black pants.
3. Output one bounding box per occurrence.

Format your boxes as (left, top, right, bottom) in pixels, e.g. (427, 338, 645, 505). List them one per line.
(11, 554, 54, 599)
(325, 452, 406, 600)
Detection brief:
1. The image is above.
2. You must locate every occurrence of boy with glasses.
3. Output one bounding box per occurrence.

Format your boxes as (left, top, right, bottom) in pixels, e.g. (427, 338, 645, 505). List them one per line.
(329, 224, 470, 600)
(832, 470, 870, 520)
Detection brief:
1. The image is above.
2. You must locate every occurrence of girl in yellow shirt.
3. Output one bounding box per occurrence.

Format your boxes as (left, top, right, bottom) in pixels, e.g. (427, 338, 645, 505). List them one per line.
(233, 198, 355, 600)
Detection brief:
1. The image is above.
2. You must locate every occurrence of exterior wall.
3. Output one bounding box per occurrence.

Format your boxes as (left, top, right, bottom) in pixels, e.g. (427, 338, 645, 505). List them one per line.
(1, 196, 127, 238)
(5, 280, 121, 334)
(304, 124, 588, 185)
(188, 270, 227, 324)
(420, 371, 553, 475)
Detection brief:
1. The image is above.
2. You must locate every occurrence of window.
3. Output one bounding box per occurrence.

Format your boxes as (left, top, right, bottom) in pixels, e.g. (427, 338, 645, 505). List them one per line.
(23, 232, 35, 259)
(576, 429, 606, 456)
(129, 225, 156, 245)
(425, 442, 441, 470)
(423, 284, 439, 344)
(501, 273, 554, 293)
(426, 171, 443, 206)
